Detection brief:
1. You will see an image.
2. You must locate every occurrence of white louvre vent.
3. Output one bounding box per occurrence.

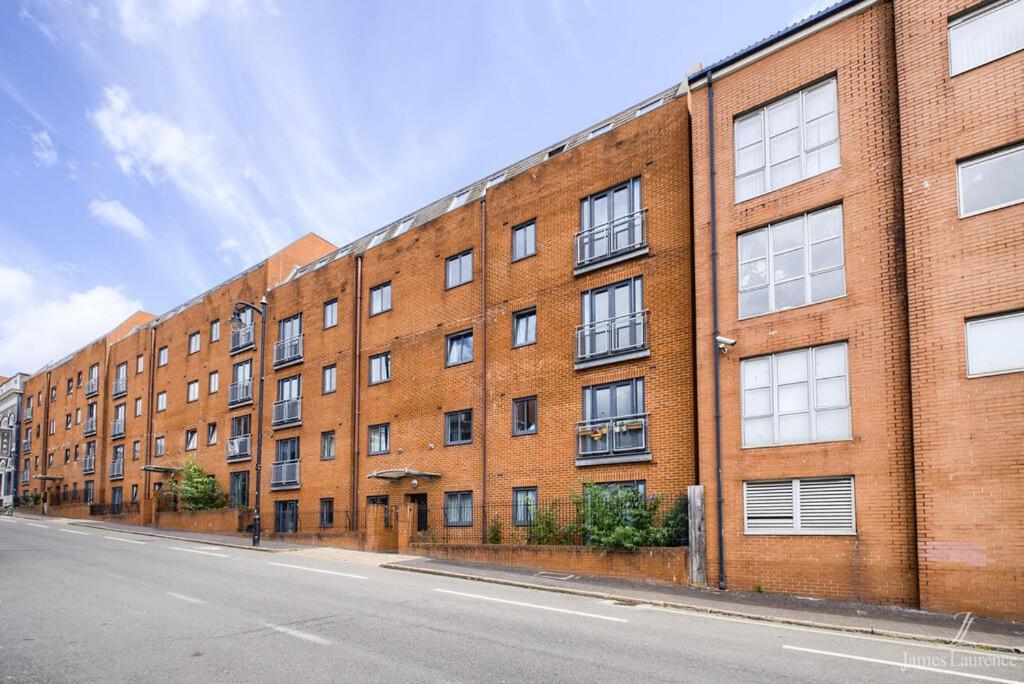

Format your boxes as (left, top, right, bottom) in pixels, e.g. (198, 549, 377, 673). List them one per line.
(744, 480, 794, 532)
(744, 476, 855, 535)
(799, 477, 855, 533)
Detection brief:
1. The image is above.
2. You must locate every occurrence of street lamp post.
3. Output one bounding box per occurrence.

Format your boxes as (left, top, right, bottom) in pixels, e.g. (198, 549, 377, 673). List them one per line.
(228, 296, 267, 547)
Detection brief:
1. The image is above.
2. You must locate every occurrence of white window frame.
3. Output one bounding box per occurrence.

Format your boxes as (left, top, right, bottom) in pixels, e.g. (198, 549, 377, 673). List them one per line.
(734, 78, 840, 203)
(744, 476, 856, 535)
(156, 392, 167, 412)
(965, 310, 1024, 377)
(158, 347, 168, 367)
(956, 142, 1024, 218)
(155, 436, 165, 456)
(134, 398, 142, 417)
(185, 429, 197, 451)
(323, 299, 338, 329)
(512, 220, 536, 261)
(323, 365, 337, 393)
(948, 0, 1024, 76)
(738, 205, 846, 319)
(136, 354, 144, 374)
(188, 332, 201, 354)
(210, 320, 220, 342)
(741, 342, 852, 448)
(209, 371, 219, 394)
(187, 380, 199, 403)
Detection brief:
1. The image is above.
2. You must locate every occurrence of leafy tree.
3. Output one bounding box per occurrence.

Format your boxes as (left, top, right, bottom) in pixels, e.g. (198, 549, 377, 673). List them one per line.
(169, 458, 227, 510)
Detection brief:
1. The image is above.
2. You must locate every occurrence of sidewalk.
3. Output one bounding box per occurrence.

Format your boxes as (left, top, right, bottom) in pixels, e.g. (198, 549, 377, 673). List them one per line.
(383, 556, 1024, 653)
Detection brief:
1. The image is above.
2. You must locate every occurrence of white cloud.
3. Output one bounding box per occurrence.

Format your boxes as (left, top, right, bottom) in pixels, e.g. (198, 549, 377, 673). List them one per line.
(18, 5, 57, 45)
(115, 0, 267, 42)
(0, 266, 143, 373)
(88, 199, 149, 239)
(29, 130, 57, 167)
(790, 0, 835, 24)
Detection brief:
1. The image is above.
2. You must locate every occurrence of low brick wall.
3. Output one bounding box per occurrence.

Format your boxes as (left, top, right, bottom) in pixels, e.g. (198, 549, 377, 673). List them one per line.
(411, 543, 689, 586)
(268, 532, 365, 550)
(45, 503, 91, 519)
(155, 508, 251, 534)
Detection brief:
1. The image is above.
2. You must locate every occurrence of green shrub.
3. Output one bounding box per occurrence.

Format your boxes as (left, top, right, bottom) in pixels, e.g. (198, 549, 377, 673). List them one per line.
(488, 519, 503, 544)
(572, 485, 675, 551)
(169, 458, 228, 511)
(528, 503, 577, 545)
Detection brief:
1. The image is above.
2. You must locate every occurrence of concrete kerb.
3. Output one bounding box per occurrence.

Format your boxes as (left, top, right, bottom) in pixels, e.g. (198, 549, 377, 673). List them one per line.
(381, 562, 1024, 655)
(65, 520, 299, 553)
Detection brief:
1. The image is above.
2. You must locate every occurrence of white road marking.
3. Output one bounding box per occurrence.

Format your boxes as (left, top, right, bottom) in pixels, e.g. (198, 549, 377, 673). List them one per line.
(167, 592, 206, 605)
(434, 588, 628, 623)
(0, 517, 18, 523)
(263, 623, 331, 645)
(782, 645, 1023, 683)
(267, 562, 368, 579)
(26, 523, 49, 529)
(59, 528, 90, 536)
(638, 605, 1024, 660)
(169, 546, 231, 558)
(104, 536, 146, 545)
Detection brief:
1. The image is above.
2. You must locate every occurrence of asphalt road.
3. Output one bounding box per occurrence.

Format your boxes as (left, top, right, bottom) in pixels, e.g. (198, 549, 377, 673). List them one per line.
(1, 516, 1021, 684)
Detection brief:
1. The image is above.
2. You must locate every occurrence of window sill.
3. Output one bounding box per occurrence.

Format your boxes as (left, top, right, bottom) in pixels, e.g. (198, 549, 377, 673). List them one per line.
(228, 398, 254, 409)
(229, 343, 255, 356)
(226, 455, 252, 463)
(740, 437, 853, 450)
(737, 292, 847, 321)
(573, 246, 649, 277)
(271, 419, 302, 430)
(574, 348, 650, 371)
(576, 452, 652, 467)
(270, 483, 301, 491)
(445, 361, 473, 369)
(744, 530, 857, 536)
(273, 356, 304, 370)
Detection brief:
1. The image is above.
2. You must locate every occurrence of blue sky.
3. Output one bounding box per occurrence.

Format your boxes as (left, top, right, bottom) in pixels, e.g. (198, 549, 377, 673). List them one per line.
(0, 0, 827, 373)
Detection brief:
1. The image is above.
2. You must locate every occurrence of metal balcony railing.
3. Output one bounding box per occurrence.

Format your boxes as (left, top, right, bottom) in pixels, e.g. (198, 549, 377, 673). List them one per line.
(111, 376, 127, 398)
(228, 379, 253, 406)
(272, 398, 301, 427)
(85, 377, 99, 397)
(574, 209, 647, 271)
(576, 412, 649, 459)
(273, 335, 303, 367)
(110, 419, 125, 439)
(21, 470, 29, 484)
(230, 324, 254, 353)
(575, 310, 649, 363)
(21, 439, 30, 453)
(270, 460, 300, 489)
(83, 417, 97, 436)
(109, 459, 124, 479)
(226, 434, 251, 461)
(83, 454, 96, 474)
(23, 406, 32, 421)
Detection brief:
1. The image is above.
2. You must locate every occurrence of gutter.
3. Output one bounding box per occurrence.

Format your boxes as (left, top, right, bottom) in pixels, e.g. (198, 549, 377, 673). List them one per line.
(144, 326, 157, 499)
(479, 197, 489, 543)
(351, 254, 363, 530)
(706, 70, 727, 591)
(40, 370, 50, 510)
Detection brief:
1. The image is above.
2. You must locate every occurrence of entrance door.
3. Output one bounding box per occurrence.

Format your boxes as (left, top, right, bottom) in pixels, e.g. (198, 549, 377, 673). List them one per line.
(410, 493, 428, 532)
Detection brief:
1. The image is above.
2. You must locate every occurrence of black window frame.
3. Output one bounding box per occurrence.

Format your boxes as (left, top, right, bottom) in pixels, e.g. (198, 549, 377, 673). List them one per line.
(274, 500, 298, 533)
(511, 219, 537, 262)
(319, 498, 335, 528)
(368, 423, 390, 455)
(445, 409, 473, 446)
(445, 330, 474, 367)
(323, 299, 338, 329)
(369, 352, 391, 385)
(369, 282, 392, 316)
(275, 436, 300, 463)
(512, 308, 537, 348)
(512, 396, 538, 436)
(513, 487, 538, 526)
(322, 364, 337, 394)
(444, 491, 473, 527)
(321, 431, 335, 461)
(445, 249, 473, 290)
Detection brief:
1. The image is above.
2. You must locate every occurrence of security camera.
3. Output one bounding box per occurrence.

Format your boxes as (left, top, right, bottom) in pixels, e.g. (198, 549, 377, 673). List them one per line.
(716, 335, 737, 353)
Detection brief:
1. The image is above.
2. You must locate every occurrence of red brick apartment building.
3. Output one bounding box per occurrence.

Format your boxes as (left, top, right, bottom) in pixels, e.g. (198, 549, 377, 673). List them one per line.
(15, 0, 1022, 619)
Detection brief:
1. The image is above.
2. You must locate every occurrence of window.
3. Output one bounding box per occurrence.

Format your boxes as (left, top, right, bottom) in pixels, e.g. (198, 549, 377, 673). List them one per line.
(446, 330, 473, 366)
(966, 310, 1024, 377)
(66, 378, 73, 394)
(209, 371, 219, 394)
(579, 277, 645, 361)
(395, 216, 414, 236)
(76, 408, 81, 424)
(132, 441, 140, 461)
(512, 220, 536, 261)
(65, 414, 71, 429)
(50, 387, 56, 401)
(74, 445, 79, 461)
(155, 436, 165, 456)
(513, 397, 537, 435)
(321, 431, 335, 460)
(112, 445, 123, 463)
(276, 436, 300, 462)
(230, 472, 249, 508)
(578, 177, 644, 268)
(322, 365, 337, 393)
(513, 487, 538, 526)
(444, 491, 473, 527)
(957, 142, 1024, 217)
(188, 332, 200, 354)
(323, 299, 338, 329)
(277, 375, 300, 401)
(131, 484, 138, 503)
(231, 414, 251, 438)
(136, 354, 144, 374)
(449, 190, 470, 210)
(49, 420, 55, 435)
(187, 380, 199, 403)
(207, 422, 218, 445)
(445, 250, 473, 289)
(579, 378, 646, 457)
(319, 498, 335, 528)
(512, 308, 536, 348)
(275, 500, 298, 534)
(370, 282, 392, 315)
(744, 476, 856, 535)
(734, 78, 839, 203)
(134, 398, 142, 417)
(738, 205, 845, 318)
(76, 371, 82, 387)
(210, 319, 220, 342)
(949, 0, 1024, 75)
(741, 342, 851, 447)
(279, 313, 302, 340)
(368, 423, 389, 455)
(445, 410, 472, 445)
(369, 353, 391, 384)
(158, 347, 168, 367)
(63, 448, 69, 464)
(84, 481, 94, 504)
(185, 429, 198, 451)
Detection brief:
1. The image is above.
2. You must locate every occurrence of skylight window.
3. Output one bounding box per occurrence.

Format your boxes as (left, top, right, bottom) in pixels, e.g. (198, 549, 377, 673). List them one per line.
(486, 173, 507, 188)
(588, 123, 613, 139)
(367, 232, 386, 249)
(547, 144, 566, 158)
(394, 217, 414, 236)
(634, 99, 664, 117)
(449, 190, 470, 210)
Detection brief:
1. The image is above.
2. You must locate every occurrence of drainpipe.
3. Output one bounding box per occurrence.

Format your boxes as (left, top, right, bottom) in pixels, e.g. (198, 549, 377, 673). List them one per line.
(144, 326, 157, 502)
(706, 69, 727, 591)
(351, 254, 363, 531)
(40, 370, 51, 513)
(479, 197, 489, 544)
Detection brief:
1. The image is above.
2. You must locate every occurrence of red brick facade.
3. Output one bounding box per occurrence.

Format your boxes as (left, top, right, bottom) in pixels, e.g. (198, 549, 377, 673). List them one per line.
(16, 0, 1022, 620)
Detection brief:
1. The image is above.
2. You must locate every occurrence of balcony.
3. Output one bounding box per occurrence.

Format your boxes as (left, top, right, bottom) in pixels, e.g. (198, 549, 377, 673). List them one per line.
(273, 335, 303, 368)
(23, 405, 31, 421)
(226, 434, 251, 462)
(83, 453, 96, 474)
(21, 470, 29, 484)
(21, 439, 30, 453)
(574, 310, 650, 369)
(110, 419, 125, 439)
(574, 208, 647, 275)
(228, 379, 253, 407)
(85, 376, 99, 397)
(109, 459, 124, 480)
(230, 324, 255, 354)
(575, 412, 651, 466)
(83, 417, 97, 436)
(111, 376, 127, 398)
(272, 397, 301, 428)
(270, 460, 300, 490)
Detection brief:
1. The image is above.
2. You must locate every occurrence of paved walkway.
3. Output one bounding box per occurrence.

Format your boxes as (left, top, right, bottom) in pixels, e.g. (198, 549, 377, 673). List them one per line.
(383, 556, 1024, 652)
